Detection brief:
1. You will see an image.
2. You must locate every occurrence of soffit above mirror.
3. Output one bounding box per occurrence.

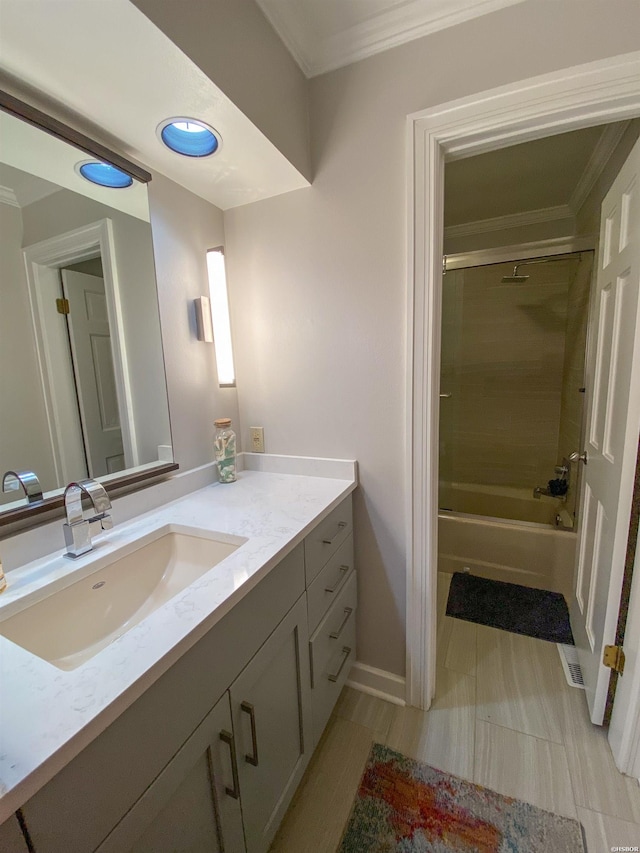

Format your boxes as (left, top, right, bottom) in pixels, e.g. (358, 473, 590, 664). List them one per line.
(0, 0, 309, 211)
(0, 110, 150, 222)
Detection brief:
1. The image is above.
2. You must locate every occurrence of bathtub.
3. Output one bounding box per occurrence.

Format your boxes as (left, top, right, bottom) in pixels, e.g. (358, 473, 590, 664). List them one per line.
(438, 511, 577, 599)
(439, 481, 566, 526)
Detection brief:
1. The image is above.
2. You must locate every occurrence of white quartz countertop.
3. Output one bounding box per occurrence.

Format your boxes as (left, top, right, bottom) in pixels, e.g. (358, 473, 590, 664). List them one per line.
(0, 464, 356, 822)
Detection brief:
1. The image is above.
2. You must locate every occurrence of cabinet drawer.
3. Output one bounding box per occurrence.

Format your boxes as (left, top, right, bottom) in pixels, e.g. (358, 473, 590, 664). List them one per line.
(309, 571, 357, 686)
(309, 575, 357, 746)
(307, 534, 354, 634)
(304, 495, 353, 585)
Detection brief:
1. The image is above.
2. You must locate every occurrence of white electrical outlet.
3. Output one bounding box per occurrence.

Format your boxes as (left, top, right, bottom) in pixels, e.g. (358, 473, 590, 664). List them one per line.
(250, 426, 265, 453)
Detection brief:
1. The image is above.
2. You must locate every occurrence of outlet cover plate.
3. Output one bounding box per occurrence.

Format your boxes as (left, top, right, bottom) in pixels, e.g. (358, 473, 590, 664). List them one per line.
(250, 426, 265, 453)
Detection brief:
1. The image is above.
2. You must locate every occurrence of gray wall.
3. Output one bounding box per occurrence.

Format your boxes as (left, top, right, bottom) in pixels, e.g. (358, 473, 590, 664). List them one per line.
(0, 204, 59, 501)
(224, 0, 640, 677)
(577, 119, 640, 238)
(148, 173, 240, 473)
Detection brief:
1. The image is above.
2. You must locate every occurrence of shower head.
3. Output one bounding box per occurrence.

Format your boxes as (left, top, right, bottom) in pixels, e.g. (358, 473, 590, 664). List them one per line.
(501, 264, 529, 283)
(500, 253, 581, 284)
(501, 274, 530, 283)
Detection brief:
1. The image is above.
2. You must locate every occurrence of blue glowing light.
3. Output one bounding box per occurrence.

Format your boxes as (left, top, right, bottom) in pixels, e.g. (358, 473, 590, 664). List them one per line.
(159, 120, 220, 157)
(78, 162, 133, 188)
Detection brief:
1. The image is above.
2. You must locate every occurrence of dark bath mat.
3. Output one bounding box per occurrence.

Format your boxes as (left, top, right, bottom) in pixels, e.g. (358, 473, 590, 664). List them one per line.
(446, 572, 574, 645)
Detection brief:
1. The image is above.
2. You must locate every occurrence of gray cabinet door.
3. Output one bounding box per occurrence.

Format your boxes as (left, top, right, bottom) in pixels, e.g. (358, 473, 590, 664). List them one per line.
(0, 814, 29, 852)
(230, 595, 312, 853)
(97, 692, 245, 853)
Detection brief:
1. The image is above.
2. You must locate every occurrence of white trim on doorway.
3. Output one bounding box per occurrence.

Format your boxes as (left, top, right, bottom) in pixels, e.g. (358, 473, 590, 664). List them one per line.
(405, 51, 640, 766)
(23, 219, 139, 483)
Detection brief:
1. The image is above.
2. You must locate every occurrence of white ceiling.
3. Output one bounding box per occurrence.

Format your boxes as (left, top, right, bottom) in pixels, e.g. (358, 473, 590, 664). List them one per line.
(444, 121, 631, 234)
(255, 0, 526, 77)
(0, 0, 308, 211)
(0, 0, 631, 227)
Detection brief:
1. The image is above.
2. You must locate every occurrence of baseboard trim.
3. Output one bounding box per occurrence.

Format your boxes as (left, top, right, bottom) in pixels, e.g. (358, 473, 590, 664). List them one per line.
(346, 662, 406, 706)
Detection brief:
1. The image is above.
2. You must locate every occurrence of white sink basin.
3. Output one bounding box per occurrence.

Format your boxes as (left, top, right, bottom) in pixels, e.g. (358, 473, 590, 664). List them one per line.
(0, 527, 245, 670)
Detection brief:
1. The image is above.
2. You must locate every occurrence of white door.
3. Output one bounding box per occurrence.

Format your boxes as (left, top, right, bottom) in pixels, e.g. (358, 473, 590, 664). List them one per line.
(61, 270, 125, 477)
(571, 136, 640, 726)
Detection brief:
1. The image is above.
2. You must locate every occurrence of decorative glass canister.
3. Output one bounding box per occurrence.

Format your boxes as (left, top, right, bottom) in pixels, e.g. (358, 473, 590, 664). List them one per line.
(214, 418, 237, 483)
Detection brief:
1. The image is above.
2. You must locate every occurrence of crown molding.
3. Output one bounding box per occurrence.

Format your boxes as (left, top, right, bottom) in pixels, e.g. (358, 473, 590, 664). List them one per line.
(569, 121, 630, 215)
(0, 185, 19, 207)
(254, 0, 313, 77)
(257, 0, 525, 78)
(444, 204, 574, 240)
(315, 0, 524, 77)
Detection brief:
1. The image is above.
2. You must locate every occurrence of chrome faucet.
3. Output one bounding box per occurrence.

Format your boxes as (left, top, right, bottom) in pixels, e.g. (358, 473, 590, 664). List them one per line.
(63, 479, 113, 558)
(2, 470, 43, 504)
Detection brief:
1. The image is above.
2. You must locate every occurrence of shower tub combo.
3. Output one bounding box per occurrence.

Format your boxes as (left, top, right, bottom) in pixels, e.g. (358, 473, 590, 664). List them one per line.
(437, 250, 592, 603)
(438, 483, 576, 600)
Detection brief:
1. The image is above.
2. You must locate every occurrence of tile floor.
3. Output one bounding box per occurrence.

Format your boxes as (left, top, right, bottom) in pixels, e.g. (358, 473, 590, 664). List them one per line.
(269, 572, 640, 852)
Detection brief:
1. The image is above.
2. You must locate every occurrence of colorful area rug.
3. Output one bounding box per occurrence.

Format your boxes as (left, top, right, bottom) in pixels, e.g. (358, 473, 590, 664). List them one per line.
(339, 743, 585, 852)
(446, 571, 574, 645)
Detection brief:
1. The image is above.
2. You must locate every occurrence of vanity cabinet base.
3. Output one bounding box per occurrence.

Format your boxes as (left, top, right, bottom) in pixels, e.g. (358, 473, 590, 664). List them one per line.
(16, 495, 356, 853)
(0, 813, 30, 852)
(96, 692, 245, 853)
(20, 545, 304, 853)
(231, 594, 312, 853)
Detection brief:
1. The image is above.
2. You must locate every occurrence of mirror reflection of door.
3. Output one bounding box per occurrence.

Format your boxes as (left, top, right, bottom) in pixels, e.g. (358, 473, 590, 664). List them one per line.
(60, 263, 125, 478)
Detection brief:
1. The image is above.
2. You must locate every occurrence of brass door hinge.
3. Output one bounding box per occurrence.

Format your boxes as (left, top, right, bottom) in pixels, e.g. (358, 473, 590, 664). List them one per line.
(603, 644, 626, 675)
(56, 298, 70, 315)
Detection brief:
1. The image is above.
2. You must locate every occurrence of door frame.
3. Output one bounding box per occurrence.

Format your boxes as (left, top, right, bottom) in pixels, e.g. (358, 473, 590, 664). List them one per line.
(23, 218, 138, 485)
(405, 50, 640, 758)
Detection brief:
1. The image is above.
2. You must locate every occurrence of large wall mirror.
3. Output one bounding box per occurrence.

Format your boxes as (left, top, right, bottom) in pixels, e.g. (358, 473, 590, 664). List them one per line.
(0, 92, 175, 526)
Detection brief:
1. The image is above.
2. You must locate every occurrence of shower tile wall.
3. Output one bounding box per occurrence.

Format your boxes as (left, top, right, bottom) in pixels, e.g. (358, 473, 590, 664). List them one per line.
(440, 258, 581, 500)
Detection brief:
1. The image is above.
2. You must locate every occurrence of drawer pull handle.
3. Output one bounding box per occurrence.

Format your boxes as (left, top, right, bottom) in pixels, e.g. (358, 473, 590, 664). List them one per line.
(325, 565, 349, 593)
(323, 521, 347, 545)
(219, 730, 241, 799)
(330, 607, 353, 640)
(328, 646, 351, 682)
(240, 701, 259, 766)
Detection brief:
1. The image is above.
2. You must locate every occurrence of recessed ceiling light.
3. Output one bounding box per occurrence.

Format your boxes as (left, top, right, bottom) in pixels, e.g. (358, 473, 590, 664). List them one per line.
(76, 161, 133, 188)
(158, 118, 221, 157)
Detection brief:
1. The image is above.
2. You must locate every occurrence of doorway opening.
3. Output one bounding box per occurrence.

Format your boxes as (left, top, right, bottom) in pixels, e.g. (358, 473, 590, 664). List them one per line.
(58, 255, 126, 480)
(405, 52, 640, 776)
(23, 219, 138, 489)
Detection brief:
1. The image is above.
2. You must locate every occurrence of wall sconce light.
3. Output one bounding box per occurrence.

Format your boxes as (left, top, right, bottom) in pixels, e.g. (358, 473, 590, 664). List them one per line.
(194, 296, 214, 343)
(206, 247, 236, 387)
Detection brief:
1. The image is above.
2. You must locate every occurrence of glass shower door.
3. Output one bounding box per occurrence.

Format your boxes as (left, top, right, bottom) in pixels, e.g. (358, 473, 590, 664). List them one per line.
(437, 253, 589, 524)
(439, 268, 463, 512)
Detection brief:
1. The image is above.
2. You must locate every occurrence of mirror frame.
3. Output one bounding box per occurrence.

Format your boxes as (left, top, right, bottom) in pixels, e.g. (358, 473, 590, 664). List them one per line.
(0, 89, 178, 528)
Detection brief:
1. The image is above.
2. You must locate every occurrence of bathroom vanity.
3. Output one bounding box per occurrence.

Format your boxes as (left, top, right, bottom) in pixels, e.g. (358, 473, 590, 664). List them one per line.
(0, 463, 357, 853)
